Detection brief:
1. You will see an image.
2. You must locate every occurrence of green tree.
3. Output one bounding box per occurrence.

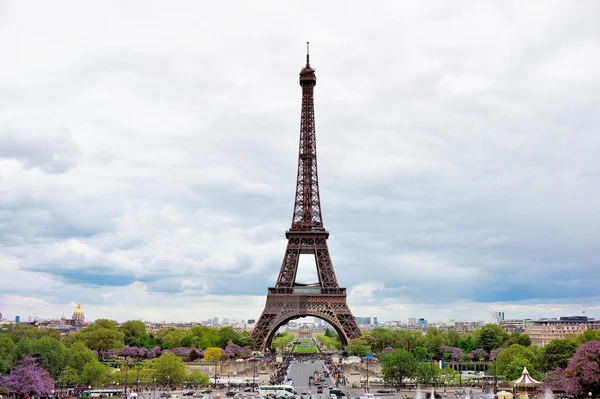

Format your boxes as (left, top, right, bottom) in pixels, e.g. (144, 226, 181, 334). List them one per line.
(0, 324, 43, 343)
(446, 330, 461, 348)
(495, 344, 538, 377)
(541, 339, 578, 372)
(58, 365, 81, 387)
(575, 329, 600, 344)
(81, 359, 106, 388)
(413, 346, 428, 361)
(381, 349, 418, 388)
(17, 336, 67, 379)
(324, 328, 337, 339)
(218, 327, 239, 347)
(425, 328, 447, 354)
(477, 325, 505, 352)
(78, 320, 124, 355)
(347, 338, 371, 357)
(187, 369, 210, 388)
(458, 336, 476, 353)
(505, 333, 532, 347)
(119, 321, 148, 346)
(415, 362, 441, 385)
(159, 329, 189, 349)
(0, 336, 17, 374)
(67, 342, 96, 373)
(154, 354, 187, 386)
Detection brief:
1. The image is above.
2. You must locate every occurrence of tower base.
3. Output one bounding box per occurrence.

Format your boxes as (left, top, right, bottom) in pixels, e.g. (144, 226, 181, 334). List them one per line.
(250, 289, 362, 352)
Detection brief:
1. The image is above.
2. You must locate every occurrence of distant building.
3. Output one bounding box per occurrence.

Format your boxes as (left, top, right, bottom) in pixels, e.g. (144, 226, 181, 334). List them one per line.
(408, 318, 417, 325)
(454, 320, 484, 332)
(355, 317, 377, 325)
(212, 317, 218, 325)
(525, 316, 600, 346)
(15, 316, 20, 323)
(247, 319, 256, 325)
(499, 318, 533, 333)
(416, 318, 428, 325)
(492, 312, 505, 324)
(72, 303, 85, 326)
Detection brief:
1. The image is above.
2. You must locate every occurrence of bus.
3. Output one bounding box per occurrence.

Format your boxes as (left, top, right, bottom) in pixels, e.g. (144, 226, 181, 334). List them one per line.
(258, 386, 296, 397)
(82, 389, 124, 397)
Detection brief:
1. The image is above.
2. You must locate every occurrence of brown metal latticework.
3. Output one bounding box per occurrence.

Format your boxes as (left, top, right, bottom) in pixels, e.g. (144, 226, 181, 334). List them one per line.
(251, 45, 362, 352)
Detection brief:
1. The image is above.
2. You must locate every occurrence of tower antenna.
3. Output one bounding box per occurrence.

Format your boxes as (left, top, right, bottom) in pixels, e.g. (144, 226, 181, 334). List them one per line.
(306, 41, 310, 65)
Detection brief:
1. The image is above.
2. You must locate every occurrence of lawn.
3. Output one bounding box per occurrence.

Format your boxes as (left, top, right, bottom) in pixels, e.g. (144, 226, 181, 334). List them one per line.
(292, 338, 321, 353)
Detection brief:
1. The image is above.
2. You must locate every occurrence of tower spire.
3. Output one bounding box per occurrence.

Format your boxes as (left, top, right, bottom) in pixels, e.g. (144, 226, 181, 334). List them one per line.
(294, 44, 320, 230)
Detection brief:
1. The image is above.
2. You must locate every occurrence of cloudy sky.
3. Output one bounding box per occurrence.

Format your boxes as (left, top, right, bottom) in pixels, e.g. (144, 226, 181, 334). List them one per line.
(1, 1, 599, 324)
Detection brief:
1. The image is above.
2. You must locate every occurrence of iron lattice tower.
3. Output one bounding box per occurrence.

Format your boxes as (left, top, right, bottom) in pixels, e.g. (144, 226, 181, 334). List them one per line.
(251, 44, 362, 352)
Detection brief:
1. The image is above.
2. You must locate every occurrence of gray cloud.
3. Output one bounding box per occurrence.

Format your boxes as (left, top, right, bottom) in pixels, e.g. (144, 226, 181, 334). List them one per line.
(0, 1, 599, 322)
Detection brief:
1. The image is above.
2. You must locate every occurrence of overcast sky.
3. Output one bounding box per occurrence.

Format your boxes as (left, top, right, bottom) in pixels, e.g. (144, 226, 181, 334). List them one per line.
(1, 1, 599, 324)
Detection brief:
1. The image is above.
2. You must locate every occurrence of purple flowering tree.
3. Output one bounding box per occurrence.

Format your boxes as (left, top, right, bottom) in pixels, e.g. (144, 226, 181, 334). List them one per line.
(545, 341, 600, 397)
(490, 348, 504, 360)
(222, 344, 251, 359)
(137, 347, 149, 359)
(1, 356, 55, 396)
(121, 346, 139, 359)
(382, 347, 394, 355)
(469, 348, 489, 361)
(174, 347, 192, 357)
(147, 346, 162, 359)
(440, 346, 463, 361)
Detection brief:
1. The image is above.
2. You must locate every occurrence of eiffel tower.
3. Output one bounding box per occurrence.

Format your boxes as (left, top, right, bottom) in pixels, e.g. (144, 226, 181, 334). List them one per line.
(251, 44, 362, 352)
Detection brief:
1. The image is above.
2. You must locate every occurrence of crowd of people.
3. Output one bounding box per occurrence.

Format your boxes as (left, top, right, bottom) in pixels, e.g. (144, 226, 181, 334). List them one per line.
(269, 355, 292, 385)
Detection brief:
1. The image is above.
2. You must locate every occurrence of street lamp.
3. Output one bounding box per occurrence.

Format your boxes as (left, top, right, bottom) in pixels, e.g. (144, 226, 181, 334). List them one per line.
(249, 357, 258, 391)
(493, 358, 497, 395)
(588, 393, 592, 399)
(364, 353, 374, 393)
(153, 379, 157, 399)
(124, 359, 129, 398)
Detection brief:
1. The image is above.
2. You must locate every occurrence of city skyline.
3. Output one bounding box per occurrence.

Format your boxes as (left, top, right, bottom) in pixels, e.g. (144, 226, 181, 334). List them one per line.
(1, 2, 599, 323)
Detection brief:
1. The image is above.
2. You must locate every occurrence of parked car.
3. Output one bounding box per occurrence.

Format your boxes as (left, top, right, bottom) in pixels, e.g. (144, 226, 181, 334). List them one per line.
(226, 392, 239, 397)
(456, 389, 464, 395)
(200, 390, 213, 394)
(425, 393, 442, 399)
(183, 392, 195, 397)
(376, 389, 396, 394)
(317, 388, 323, 394)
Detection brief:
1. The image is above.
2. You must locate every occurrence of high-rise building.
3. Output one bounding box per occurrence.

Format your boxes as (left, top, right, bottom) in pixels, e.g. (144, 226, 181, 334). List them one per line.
(416, 318, 428, 325)
(408, 318, 417, 325)
(492, 312, 505, 324)
(222, 318, 230, 325)
(212, 317, 218, 325)
(355, 317, 378, 325)
(15, 316, 20, 323)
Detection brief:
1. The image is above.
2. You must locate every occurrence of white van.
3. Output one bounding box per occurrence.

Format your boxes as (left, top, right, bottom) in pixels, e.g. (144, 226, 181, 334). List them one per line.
(170, 395, 180, 399)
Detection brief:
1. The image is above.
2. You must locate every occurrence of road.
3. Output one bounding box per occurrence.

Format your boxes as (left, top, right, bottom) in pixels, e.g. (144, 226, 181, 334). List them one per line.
(287, 360, 332, 394)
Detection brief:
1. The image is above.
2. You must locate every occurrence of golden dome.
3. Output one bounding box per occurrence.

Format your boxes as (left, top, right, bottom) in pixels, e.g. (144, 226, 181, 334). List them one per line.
(73, 303, 84, 314)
